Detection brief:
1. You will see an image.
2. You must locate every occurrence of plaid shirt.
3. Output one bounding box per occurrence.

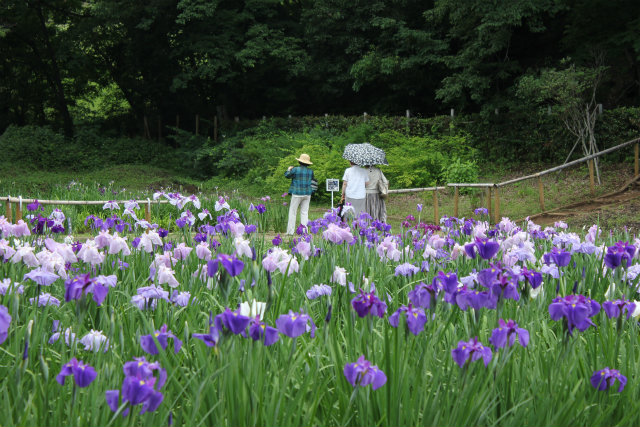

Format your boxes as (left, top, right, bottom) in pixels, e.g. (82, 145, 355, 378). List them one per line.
(284, 165, 315, 195)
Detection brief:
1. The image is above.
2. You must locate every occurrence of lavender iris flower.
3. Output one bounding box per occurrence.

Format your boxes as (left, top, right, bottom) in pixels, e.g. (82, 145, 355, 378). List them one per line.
(464, 243, 477, 259)
(394, 263, 420, 277)
(275, 310, 316, 338)
(306, 284, 332, 300)
(23, 268, 59, 287)
(548, 294, 600, 335)
(489, 319, 529, 348)
(475, 237, 500, 260)
(591, 367, 627, 392)
(56, 358, 97, 387)
(140, 324, 183, 355)
(343, 356, 387, 390)
(0, 305, 11, 344)
(351, 289, 387, 318)
(248, 318, 280, 346)
(602, 299, 636, 319)
(388, 304, 427, 335)
(451, 337, 492, 368)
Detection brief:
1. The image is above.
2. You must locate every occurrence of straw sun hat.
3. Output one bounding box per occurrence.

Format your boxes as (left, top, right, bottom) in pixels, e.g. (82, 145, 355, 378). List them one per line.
(296, 153, 313, 165)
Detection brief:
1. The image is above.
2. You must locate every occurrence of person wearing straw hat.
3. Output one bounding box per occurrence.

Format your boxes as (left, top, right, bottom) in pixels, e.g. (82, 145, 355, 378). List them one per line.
(284, 153, 315, 235)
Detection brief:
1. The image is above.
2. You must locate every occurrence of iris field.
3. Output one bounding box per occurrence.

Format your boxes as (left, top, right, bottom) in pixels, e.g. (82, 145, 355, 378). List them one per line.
(1, 189, 640, 426)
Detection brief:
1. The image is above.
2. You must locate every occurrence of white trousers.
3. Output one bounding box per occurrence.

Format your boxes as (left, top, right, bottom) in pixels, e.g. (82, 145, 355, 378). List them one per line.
(287, 195, 311, 235)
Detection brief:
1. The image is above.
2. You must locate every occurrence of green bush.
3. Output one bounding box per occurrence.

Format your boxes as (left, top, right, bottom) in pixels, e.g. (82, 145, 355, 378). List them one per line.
(0, 125, 68, 169)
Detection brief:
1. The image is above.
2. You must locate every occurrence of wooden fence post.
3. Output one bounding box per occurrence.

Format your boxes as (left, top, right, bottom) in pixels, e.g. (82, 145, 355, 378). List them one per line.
(588, 159, 595, 196)
(487, 187, 492, 223)
(493, 187, 500, 224)
(635, 143, 638, 176)
(5, 197, 12, 222)
(453, 186, 459, 218)
(143, 116, 151, 139)
(145, 199, 151, 222)
(537, 176, 545, 211)
(432, 190, 439, 224)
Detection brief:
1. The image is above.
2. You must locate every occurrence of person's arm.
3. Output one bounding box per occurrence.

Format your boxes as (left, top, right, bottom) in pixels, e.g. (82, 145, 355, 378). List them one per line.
(341, 180, 347, 202)
(284, 166, 295, 178)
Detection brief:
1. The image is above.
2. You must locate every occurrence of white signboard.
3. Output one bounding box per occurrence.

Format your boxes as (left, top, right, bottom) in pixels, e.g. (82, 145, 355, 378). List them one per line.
(326, 179, 340, 192)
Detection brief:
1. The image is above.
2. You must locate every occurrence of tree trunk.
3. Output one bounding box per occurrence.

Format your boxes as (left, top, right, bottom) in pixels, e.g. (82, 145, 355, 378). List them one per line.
(34, 2, 74, 137)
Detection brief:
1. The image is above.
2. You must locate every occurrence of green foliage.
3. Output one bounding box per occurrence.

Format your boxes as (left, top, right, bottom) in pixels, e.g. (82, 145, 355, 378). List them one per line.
(440, 158, 479, 190)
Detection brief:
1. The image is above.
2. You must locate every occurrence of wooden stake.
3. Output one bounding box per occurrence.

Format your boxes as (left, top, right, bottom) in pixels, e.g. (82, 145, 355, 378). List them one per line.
(588, 159, 595, 196)
(538, 176, 545, 211)
(487, 187, 492, 223)
(5, 199, 12, 222)
(635, 143, 638, 176)
(453, 187, 459, 218)
(493, 187, 500, 224)
(195, 114, 200, 136)
(214, 116, 218, 142)
(432, 190, 439, 224)
(16, 199, 22, 222)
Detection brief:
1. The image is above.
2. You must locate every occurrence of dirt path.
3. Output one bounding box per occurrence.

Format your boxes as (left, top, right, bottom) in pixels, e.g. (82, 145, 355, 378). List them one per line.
(524, 175, 640, 226)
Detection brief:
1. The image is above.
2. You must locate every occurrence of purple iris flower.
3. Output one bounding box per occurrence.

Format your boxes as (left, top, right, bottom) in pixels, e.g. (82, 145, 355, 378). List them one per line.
(0, 305, 12, 344)
(456, 288, 495, 311)
(192, 326, 220, 347)
(474, 207, 488, 216)
(64, 273, 110, 306)
(476, 266, 500, 288)
(408, 282, 438, 309)
(464, 243, 477, 259)
(27, 200, 43, 211)
(434, 271, 459, 294)
(475, 237, 500, 260)
(106, 357, 166, 416)
(275, 310, 316, 338)
(591, 367, 627, 392)
(272, 234, 282, 246)
(549, 294, 601, 335)
(395, 263, 420, 277)
(521, 267, 543, 289)
(602, 299, 636, 319)
(451, 337, 492, 368)
(604, 241, 635, 269)
(351, 289, 387, 318)
(343, 356, 387, 390)
(256, 204, 267, 214)
(389, 304, 427, 335)
(490, 273, 520, 302)
(248, 318, 280, 346)
(245, 224, 257, 234)
(214, 308, 251, 335)
(140, 324, 183, 355)
(56, 358, 97, 388)
(489, 319, 529, 348)
(158, 228, 169, 238)
(548, 247, 571, 267)
(220, 254, 244, 276)
(175, 217, 187, 228)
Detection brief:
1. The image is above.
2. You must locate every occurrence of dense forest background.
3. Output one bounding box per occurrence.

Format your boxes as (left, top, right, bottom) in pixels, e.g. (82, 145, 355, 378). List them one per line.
(1, 0, 639, 188)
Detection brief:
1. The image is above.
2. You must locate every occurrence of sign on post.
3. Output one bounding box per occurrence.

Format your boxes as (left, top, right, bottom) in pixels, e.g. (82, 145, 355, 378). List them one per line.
(326, 179, 340, 208)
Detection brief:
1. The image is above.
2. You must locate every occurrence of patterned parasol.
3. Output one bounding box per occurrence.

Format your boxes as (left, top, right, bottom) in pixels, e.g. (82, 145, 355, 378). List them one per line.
(342, 143, 388, 166)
